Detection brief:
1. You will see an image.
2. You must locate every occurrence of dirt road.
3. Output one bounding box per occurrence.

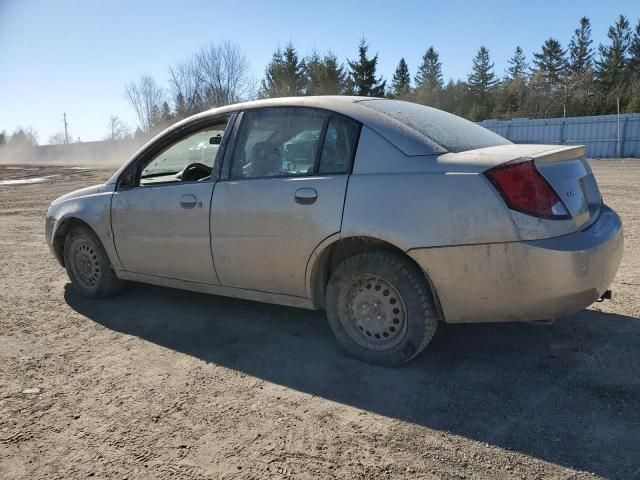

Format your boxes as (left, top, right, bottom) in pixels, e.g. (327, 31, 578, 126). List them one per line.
(1, 161, 639, 479)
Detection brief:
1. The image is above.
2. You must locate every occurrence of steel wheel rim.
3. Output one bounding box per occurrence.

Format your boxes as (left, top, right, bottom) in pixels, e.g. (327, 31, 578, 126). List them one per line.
(71, 239, 101, 289)
(342, 274, 408, 351)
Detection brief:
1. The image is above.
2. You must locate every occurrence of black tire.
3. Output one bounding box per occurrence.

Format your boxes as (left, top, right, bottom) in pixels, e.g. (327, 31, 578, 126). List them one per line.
(325, 250, 439, 366)
(63, 225, 125, 298)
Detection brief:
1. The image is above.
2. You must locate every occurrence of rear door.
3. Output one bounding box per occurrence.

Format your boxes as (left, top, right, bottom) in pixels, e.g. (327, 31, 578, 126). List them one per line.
(211, 107, 360, 297)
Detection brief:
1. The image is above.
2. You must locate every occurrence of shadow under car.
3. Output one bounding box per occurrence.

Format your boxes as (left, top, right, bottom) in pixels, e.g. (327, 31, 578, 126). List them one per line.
(65, 282, 640, 479)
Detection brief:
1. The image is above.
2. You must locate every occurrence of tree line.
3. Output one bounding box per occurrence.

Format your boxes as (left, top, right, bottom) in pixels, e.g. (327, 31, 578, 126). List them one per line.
(2, 13, 639, 146)
(121, 13, 640, 137)
(258, 14, 640, 121)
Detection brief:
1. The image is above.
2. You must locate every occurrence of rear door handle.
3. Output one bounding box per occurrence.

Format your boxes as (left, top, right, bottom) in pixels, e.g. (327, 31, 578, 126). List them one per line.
(180, 194, 198, 209)
(294, 188, 317, 205)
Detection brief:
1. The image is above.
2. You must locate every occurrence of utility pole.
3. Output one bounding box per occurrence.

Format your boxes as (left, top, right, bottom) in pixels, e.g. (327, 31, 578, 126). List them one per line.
(617, 98, 620, 158)
(63, 113, 69, 144)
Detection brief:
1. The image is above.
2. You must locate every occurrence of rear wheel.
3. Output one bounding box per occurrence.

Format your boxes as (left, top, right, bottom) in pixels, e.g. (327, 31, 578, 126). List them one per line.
(325, 251, 439, 366)
(64, 225, 124, 298)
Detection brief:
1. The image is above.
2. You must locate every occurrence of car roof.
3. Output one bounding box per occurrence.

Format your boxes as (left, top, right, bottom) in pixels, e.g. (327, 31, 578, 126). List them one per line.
(176, 96, 445, 156)
(108, 96, 444, 184)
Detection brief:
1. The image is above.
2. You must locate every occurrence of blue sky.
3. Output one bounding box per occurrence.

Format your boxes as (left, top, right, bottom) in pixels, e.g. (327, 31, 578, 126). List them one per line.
(1, 0, 638, 142)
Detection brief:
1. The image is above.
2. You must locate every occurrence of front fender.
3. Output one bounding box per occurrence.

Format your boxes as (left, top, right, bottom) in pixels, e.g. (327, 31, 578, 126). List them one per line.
(46, 185, 121, 270)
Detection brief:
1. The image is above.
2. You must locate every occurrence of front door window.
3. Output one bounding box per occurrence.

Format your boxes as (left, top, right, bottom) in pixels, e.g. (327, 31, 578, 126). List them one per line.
(140, 122, 227, 186)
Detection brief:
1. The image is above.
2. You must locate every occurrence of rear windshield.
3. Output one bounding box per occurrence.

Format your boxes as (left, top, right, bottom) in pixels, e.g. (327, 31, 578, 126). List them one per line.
(358, 99, 511, 153)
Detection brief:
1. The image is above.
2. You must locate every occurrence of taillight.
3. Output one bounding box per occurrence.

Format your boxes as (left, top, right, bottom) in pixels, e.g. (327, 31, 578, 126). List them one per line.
(484, 159, 570, 220)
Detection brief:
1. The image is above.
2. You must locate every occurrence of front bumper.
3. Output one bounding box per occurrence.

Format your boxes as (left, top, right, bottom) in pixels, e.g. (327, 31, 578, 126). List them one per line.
(45, 209, 55, 252)
(409, 205, 623, 323)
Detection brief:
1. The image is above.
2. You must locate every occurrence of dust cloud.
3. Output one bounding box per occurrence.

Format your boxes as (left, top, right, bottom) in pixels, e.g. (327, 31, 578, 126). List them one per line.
(0, 139, 146, 169)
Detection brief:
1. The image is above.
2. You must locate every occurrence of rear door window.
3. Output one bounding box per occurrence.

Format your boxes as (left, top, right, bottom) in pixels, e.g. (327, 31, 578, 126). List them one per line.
(318, 116, 359, 174)
(230, 108, 327, 179)
(229, 108, 361, 179)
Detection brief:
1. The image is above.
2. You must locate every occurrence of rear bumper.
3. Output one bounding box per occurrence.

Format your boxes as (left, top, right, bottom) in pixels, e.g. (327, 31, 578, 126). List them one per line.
(408, 205, 623, 323)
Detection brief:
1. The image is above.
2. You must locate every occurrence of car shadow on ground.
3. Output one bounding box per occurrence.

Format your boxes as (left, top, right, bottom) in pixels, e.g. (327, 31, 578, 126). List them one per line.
(65, 282, 640, 479)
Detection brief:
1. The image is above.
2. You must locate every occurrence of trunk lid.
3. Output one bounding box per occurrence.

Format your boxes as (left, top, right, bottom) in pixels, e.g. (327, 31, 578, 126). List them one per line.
(532, 145, 601, 228)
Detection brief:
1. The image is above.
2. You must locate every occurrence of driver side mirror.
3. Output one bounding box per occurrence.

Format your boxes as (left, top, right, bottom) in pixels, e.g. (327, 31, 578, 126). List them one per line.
(117, 161, 139, 191)
(210, 135, 222, 145)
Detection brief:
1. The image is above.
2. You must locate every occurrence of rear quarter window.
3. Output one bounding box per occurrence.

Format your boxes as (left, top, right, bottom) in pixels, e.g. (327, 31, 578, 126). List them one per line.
(358, 99, 511, 153)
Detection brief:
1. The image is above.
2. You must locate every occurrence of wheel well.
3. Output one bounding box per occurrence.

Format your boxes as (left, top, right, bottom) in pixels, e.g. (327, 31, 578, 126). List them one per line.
(52, 217, 93, 267)
(310, 237, 404, 309)
(310, 236, 445, 320)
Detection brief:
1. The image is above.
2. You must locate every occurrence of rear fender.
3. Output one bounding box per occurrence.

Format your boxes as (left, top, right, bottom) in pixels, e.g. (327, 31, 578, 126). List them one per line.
(341, 171, 520, 250)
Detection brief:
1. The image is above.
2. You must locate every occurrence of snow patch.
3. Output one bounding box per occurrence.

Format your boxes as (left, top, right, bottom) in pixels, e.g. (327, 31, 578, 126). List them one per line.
(0, 176, 55, 186)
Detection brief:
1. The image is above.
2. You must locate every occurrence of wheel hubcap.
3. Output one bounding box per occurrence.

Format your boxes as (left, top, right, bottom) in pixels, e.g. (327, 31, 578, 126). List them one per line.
(72, 240, 101, 289)
(343, 274, 407, 351)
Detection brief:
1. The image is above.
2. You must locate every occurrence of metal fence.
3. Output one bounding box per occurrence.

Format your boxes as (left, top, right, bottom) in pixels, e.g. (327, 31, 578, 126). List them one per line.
(479, 113, 640, 158)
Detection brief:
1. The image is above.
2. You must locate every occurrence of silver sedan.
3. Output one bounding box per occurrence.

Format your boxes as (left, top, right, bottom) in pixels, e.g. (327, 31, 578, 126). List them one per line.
(45, 97, 623, 365)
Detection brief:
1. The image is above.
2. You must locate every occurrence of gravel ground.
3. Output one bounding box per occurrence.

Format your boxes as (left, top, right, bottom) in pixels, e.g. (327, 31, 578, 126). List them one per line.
(1, 160, 639, 479)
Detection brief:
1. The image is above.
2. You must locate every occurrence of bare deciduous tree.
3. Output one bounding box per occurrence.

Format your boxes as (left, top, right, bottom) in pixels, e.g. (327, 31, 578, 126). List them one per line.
(124, 75, 165, 131)
(9, 127, 39, 146)
(104, 115, 131, 141)
(168, 58, 203, 118)
(196, 41, 254, 107)
(48, 132, 67, 145)
(167, 41, 256, 118)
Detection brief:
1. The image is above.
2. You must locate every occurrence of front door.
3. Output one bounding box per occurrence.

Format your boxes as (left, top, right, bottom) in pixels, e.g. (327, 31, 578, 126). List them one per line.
(111, 118, 230, 284)
(211, 108, 360, 297)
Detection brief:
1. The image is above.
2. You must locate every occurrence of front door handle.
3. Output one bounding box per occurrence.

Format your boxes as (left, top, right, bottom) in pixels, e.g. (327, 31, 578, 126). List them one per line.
(180, 194, 198, 209)
(294, 188, 317, 205)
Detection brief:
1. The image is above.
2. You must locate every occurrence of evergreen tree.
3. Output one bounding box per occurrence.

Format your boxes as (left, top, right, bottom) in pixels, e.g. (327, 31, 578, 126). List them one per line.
(415, 47, 443, 91)
(320, 53, 348, 94)
(569, 17, 594, 74)
(342, 76, 356, 96)
(282, 43, 307, 94)
(174, 92, 187, 119)
(499, 48, 530, 117)
(161, 102, 173, 122)
(439, 79, 469, 116)
(149, 104, 162, 131)
(191, 91, 203, 114)
(467, 46, 497, 120)
(347, 38, 386, 97)
(391, 58, 411, 98)
(595, 15, 632, 94)
(626, 80, 640, 112)
(306, 51, 347, 95)
(261, 43, 307, 97)
(0, 131, 6, 146)
(261, 46, 286, 97)
(533, 38, 568, 88)
(628, 20, 640, 78)
(134, 127, 145, 140)
(505, 46, 528, 81)
(306, 51, 324, 95)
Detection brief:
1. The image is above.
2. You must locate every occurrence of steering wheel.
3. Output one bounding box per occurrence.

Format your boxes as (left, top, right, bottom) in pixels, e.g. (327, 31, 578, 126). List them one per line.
(180, 163, 212, 182)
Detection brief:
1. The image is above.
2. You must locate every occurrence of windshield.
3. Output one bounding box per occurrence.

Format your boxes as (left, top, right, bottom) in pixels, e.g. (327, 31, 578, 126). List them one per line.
(358, 99, 511, 153)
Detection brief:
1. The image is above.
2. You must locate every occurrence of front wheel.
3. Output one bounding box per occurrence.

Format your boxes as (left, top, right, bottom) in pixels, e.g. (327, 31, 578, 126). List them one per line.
(325, 251, 439, 366)
(63, 225, 125, 298)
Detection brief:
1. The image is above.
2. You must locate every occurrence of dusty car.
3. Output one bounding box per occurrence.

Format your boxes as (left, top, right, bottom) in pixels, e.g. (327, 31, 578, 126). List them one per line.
(45, 97, 623, 365)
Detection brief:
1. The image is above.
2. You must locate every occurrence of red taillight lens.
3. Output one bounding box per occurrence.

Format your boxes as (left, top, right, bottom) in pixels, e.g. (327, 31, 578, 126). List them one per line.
(485, 159, 570, 219)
